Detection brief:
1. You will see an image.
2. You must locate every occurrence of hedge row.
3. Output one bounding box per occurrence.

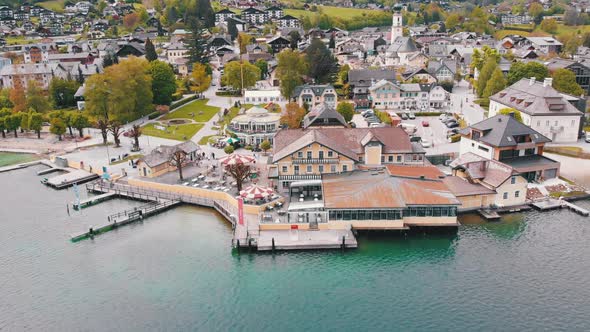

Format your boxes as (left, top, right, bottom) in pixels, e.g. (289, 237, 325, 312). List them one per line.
(414, 112, 444, 117)
(147, 111, 160, 120)
(170, 95, 198, 110)
(215, 91, 242, 97)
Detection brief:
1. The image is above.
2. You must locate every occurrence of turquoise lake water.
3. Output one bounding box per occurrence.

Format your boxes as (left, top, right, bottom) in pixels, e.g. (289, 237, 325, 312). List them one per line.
(1, 165, 590, 331)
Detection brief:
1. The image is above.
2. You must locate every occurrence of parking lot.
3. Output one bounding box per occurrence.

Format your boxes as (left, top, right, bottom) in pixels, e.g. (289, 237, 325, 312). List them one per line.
(403, 115, 460, 155)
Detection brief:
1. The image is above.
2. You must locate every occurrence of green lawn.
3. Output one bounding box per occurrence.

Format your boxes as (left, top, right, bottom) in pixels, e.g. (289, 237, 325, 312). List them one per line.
(142, 123, 204, 141)
(198, 134, 223, 145)
(284, 6, 381, 20)
(38, 0, 65, 12)
(110, 154, 143, 165)
(0, 152, 39, 167)
(496, 23, 590, 39)
(162, 99, 220, 123)
(221, 104, 254, 127)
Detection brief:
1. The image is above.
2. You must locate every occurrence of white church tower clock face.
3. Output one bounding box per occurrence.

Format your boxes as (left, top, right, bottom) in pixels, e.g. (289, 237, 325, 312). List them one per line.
(391, 11, 403, 43)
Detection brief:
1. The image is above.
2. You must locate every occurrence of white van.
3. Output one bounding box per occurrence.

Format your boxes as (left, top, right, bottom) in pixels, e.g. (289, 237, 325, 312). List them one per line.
(399, 123, 417, 134)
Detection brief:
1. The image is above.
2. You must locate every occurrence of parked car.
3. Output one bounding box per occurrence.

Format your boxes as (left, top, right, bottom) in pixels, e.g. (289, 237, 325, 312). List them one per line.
(446, 128, 460, 136)
(420, 139, 432, 148)
(408, 113, 416, 119)
(585, 132, 590, 143)
(362, 110, 374, 118)
(441, 116, 455, 124)
(400, 112, 408, 120)
(410, 136, 422, 142)
(446, 121, 459, 128)
(438, 114, 447, 120)
(421, 120, 429, 127)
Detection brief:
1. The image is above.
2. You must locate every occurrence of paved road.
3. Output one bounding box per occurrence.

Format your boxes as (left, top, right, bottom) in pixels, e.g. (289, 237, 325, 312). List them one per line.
(449, 80, 485, 126)
(403, 116, 460, 155)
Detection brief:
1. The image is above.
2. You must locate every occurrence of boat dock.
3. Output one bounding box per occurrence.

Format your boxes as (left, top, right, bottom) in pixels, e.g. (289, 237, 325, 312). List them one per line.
(44, 169, 99, 189)
(73, 192, 117, 210)
(532, 198, 589, 216)
(478, 209, 501, 220)
(70, 199, 181, 242)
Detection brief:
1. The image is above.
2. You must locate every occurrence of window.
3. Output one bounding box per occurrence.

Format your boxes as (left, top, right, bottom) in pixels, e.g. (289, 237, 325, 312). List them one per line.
(294, 165, 299, 174)
(306, 165, 312, 173)
(511, 176, 516, 184)
(397, 155, 402, 162)
(282, 181, 289, 189)
(503, 192, 508, 199)
(319, 151, 324, 159)
(342, 165, 348, 172)
(388, 156, 393, 162)
(307, 151, 312, 159)
(330, 165, 336, 173)
(515, 191, 520, 198)
(381, 156, 385, 163)
(478, 145, 489, 152)
(327, 151, 333, 157)
(282, 166, 287, 173)
(319, 165, 324, 173)
(297, 151, 303, 158)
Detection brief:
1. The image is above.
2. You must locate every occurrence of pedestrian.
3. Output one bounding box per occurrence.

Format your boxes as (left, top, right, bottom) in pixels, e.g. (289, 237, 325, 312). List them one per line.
(212, 152, 215, 159)
(66, 204, 70, 216)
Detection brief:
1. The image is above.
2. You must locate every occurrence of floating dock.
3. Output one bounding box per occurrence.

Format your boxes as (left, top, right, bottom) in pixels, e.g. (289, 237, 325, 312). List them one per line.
(73, 192, 116, 210)
(531, 198, 589, 217)
(44, 169, 99, 189)
(70, 199, 181, 242)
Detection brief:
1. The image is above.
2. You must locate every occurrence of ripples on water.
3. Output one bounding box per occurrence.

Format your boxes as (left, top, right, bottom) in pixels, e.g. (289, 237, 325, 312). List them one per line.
(1, 166, 590, 331)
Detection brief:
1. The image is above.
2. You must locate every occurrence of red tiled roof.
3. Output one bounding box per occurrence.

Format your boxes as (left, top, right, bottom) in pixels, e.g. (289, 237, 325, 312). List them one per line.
(386, 164, 445, 180)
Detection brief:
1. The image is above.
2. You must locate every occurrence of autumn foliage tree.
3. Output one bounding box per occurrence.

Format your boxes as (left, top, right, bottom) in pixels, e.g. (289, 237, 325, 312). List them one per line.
(190, 63, 212, 96)
(9, 85, 26, 113)
(123, 12, 140, 29)
(280, 102, 306, 128)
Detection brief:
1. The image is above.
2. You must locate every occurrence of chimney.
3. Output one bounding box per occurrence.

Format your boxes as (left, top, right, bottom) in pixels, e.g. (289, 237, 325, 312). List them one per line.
(529, 77, 535, 85)
(543, 77, 553, 88)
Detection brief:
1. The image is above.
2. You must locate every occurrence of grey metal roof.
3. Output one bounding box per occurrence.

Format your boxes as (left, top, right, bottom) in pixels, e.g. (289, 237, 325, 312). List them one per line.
(348, 68, 396, 87)
(303, 104, 347, 129)
(489, 78, 583, 116)
(460, 114, 552, 147)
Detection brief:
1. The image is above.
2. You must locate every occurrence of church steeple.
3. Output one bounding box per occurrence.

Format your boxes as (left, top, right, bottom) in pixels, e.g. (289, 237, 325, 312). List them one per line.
(391, 11, 403, 43)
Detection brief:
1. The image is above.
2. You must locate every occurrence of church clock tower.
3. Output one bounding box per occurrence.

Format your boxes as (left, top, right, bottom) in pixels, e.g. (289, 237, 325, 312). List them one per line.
(391, 11, 403, 43)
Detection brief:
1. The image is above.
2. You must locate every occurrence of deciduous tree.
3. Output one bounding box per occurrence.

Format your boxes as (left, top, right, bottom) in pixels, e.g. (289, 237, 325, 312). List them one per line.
(552, 68, 585, 96)
(169, 148, 187, 180)
(260, 139, 271, 154)
(148, 60, 176, 105)
(221, 61, 260, 91)
(50, 117, 66, 140)
(123, 12, 140, 29)
(129, 124, 142, 149)
(255, 59, 268, 79)
(499, 108, 523, 123)
(190, 62, 212, 96)
(25, 80, 50, 114)
(476, 60, 497, 97)
(109, 121, 123, 147)
(336, 102, 354, 122)
(225, 162, 251, 192)
(507, 62, 549, 85)
(276, 49, 307, 99)
(49, 78, 80, 109)
(71, 112, 90, 138)
(28, 112, 44, 139)
(9, 85, 26, 113)
(280, 102, 306, 128)
(483, 68, 507, 98)
(238, 32, 253, 54)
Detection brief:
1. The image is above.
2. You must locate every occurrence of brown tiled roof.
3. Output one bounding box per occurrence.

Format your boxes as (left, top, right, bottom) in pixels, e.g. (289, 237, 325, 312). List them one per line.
(450, 152, 516, 188)
(272, 127, 414, 162)
(322, 170, 460, 209)
(443, 176, 496, 197)
(386, 164, 445, 180)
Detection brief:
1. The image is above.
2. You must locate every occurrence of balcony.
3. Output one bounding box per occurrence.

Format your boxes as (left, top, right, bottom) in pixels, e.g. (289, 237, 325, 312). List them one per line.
(292, 158, 340, 164)
(227, 126, 277, 134)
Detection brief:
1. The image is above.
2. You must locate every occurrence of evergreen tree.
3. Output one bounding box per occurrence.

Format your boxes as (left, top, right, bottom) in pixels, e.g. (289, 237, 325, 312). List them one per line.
(145, 38, 158, 62)
(228, 18, 238, 41)
(483, 68, 506, 98)
(305, 38, 339, 83)
(188, 23, 209, 64)
(329, 33, 335, 49)
(77, 66, 84, 84)
(288, 30, 300, 50)
(102, 53, 113, 67)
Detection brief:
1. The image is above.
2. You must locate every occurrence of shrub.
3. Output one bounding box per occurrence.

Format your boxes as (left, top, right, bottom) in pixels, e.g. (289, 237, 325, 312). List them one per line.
(414, 112, 443, 117)
(224, 145, 235, 154)
(215, 91, 242, 97)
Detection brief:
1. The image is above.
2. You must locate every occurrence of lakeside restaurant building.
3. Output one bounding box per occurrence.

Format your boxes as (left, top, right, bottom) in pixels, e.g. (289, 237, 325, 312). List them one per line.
(227, 106, 280, 146)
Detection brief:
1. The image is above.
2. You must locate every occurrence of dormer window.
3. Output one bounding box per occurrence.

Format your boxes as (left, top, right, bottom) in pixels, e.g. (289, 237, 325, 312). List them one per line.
(510, 97, 515, 102)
